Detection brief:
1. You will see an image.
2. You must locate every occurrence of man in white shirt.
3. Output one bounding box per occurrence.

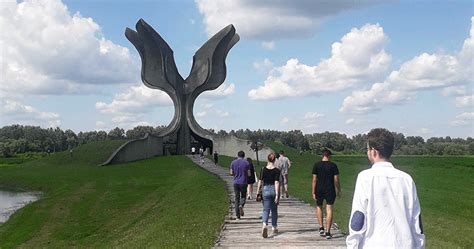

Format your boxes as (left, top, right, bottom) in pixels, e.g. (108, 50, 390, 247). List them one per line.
(278, 150, 291, 198)
(346, 128, 425, 249)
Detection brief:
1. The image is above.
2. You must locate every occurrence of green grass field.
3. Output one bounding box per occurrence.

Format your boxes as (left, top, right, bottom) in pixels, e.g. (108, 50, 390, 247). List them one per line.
(218, 143, 473, 248)
(0, 141, 227, 248)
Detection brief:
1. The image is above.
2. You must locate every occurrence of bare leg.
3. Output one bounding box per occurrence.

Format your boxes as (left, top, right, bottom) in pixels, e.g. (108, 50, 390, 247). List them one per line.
(326, 204, 333, 232)
(247, 184, 253, 199)
(316, 205, 324, 227)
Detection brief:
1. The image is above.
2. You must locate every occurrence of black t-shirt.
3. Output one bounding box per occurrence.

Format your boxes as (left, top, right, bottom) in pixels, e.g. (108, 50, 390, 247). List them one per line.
(261, 167, 281, 186)
(312, 161, 339, 193)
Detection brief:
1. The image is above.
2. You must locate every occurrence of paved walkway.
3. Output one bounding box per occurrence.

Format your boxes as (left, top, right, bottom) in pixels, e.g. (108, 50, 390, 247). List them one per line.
(187, 155, 346, 248)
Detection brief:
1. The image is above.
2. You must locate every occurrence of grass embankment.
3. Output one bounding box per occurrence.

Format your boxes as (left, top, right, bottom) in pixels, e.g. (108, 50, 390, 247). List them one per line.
(217, 142, 473, 248)
(0, 141, 227, 248)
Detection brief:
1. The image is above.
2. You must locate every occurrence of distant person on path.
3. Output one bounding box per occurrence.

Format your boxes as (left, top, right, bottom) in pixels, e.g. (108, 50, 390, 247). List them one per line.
(213, 150, 219, 165)
(278, 150, 291, 198)
(246, 157, 257, 200)
(312, 148, 341, 240)
(256, 153, 281, 238)
(199, 147, 204, 164)
(191, 146, 196, 156)
(230, 151, 251, 220)
(346, 128, 425, 248)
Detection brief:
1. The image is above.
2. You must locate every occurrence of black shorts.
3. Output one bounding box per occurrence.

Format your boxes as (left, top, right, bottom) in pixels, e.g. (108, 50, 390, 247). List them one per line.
(316, 191, 336, 206)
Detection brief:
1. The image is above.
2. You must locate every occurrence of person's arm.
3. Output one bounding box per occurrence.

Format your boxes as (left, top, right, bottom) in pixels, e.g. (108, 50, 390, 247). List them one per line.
(247, 169, 251, 176)
(274, 179, 280, 204)
(334, 175, 341, 198)
(312, 174, 317, 200)
(288, 159, 292, 169)
(229, 163, 234, 176)
(412, 181, 425, 248)
(346, 174, 368, 249)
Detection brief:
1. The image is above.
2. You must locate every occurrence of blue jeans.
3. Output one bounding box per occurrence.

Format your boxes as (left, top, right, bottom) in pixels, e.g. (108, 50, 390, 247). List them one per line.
(262, 185, 278, 227)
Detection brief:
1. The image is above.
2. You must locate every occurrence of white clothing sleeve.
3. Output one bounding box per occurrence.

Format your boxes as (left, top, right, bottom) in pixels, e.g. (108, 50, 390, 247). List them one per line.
(412, 182, 426, 248)
(346, 174, 368, 249)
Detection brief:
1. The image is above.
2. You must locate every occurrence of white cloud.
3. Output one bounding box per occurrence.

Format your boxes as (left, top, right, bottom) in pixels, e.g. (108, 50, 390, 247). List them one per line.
(340, 17, 474, 114)
(280, 112, 324, 131)
(253, 58, 274, 72)
(261, 41, 275, 50)
(249, 23, 390, 100)
(0, 98, 60, 127)
(345, 118, 355, 125)
(96, 85, 172, 115)
(196, 111, 207, 117)
(420, 128, 432, 135)
(0, 0, 138, 95)
(442, 86, 467, 96)
(201, 83, 235, 99)
(195, 0, 381, 40)
(450, 112, 474, 126)
(455, 94, 474, 108)
(304, 112, 324, 120)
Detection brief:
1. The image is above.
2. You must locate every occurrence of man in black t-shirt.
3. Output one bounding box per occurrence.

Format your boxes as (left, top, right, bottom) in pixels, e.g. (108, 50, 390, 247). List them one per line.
(312, 148, 341, 239)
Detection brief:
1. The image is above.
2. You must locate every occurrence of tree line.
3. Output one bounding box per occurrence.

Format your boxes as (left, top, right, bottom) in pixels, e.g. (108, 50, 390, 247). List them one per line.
(0, 124, 472, 157)
(208, 128, 474, 156)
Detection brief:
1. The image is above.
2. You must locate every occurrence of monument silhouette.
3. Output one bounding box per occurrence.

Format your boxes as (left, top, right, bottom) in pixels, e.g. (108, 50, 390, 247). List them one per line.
(102, 20, 273, 165)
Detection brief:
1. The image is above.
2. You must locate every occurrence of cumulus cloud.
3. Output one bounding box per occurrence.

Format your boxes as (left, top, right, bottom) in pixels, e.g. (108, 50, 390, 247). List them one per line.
(280, 111, 324, 131)
(455, 94, 474, 108)
(96, 85, 172, 115)
(0, 98, 60, 127)
(450, 112, 474, 126)
(249, 23, 390, 100)
(195, 0, 381, 40)
(200, 83, 235, 99)
(0, 0, 138, 95)
(340, 17, 474, 114)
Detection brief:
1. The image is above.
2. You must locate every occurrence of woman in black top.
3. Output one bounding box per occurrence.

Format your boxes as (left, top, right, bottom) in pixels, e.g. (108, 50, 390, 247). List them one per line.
(256, 153, 281, 238)
(246, 158, 257, 200)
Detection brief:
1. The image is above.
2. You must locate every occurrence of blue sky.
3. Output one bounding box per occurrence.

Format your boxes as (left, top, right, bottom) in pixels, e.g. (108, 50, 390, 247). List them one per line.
(0, 0, 472, 138)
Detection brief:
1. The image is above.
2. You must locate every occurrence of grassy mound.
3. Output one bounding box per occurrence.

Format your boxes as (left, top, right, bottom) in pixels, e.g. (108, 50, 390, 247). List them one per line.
(0, 140, 227, 248)
(218, 142, 473, 248)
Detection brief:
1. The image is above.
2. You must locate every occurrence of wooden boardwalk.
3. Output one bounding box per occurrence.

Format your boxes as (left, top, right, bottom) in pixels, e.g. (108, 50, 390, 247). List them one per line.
(187, 155, 346, 248)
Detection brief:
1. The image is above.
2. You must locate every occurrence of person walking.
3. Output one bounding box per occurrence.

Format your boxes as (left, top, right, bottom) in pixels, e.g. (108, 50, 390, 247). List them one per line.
(230, 151, 250, 220)
(199, 146, 204, 164)
(312, 148, 341, 239)
(278, 150, 291, 198)
(246, 157, 257, 199)
(191, 146, 196, 156)
(256, 153, 281, 238)
(213, 150, 219, 165)
(346, 128, 425, 248)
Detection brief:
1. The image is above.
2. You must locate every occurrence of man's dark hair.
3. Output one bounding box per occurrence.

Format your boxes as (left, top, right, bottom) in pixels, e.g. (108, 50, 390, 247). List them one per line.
(279, 150, 285, 155)
(367, 128, 394, 159)
(237, 151, 245, 158)
(322, 148, 332, 157)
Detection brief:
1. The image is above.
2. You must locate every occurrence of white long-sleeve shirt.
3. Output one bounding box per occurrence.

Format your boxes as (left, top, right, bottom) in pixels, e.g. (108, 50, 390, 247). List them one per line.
(346, 161, 425, 249)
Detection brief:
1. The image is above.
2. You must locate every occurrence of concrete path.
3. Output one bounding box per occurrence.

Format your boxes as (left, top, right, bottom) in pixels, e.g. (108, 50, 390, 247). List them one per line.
(187, 155, 346, 248)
